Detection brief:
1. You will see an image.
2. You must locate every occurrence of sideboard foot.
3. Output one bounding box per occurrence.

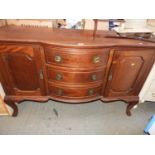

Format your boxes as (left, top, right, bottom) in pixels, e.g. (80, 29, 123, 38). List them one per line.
(126, 101, 138, 116)
(100, 96, 139, 116)
(4, 98, 18, 117)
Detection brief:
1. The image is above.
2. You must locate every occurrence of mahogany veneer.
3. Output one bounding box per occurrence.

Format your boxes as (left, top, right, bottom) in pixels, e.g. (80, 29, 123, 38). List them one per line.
(0, 26, 155, 116)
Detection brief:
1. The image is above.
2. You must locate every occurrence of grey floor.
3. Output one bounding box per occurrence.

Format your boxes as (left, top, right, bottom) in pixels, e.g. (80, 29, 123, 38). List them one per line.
(0, 100, 155, 135)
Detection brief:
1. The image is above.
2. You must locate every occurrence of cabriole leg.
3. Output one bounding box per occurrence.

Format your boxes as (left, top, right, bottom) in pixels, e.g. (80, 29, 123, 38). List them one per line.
(4, 98, 18, 117)
(126, 101, 138, 116)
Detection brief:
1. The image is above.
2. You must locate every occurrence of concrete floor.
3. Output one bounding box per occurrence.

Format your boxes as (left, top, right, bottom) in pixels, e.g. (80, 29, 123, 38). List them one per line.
(0, 100, 155, 135)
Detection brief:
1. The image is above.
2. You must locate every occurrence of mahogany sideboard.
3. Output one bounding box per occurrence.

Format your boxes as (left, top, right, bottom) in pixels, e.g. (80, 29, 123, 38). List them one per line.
(0, 26, 155, 116)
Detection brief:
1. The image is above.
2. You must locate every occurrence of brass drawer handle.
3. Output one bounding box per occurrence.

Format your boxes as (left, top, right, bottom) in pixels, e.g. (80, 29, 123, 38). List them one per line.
(56, 73, 63, 81)
(93, 56, 100, 63)
(91, 74, 97, 81)
(88, 89, 94, 96)
(55, 55, 62, 63)
(57, 89, 63, 96)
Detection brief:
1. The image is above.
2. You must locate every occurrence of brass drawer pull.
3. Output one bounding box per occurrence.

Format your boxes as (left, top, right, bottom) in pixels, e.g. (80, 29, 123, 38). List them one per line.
(56, 73, 63, 81)
(91, 74, 97, 81)
(57, 89, 63, 96)
(88, 89, 94, 96)
(93, 56, 100, 63)
(55, 55, 62, 63)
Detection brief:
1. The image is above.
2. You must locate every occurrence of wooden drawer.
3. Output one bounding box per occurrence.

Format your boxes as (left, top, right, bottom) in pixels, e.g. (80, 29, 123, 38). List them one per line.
(44, 47, 109, 68)
(49, 83, 101, 98)
(47, 67, 105, 84)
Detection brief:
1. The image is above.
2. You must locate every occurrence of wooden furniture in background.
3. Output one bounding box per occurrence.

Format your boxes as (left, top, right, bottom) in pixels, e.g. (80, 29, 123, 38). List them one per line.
(84, 19, 109, 30)
(93, 19, 109, 37)
(93, 19, 125, 37)
(0, 26, 155, 117)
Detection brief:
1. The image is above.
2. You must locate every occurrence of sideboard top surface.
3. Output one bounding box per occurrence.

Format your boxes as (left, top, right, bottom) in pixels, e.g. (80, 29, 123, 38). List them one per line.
(0, 26, 155, 48)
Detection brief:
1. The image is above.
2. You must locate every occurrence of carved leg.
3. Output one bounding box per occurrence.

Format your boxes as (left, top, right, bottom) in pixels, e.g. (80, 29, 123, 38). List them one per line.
(126, 101, 138, 116)
(4, 99, 18, 117)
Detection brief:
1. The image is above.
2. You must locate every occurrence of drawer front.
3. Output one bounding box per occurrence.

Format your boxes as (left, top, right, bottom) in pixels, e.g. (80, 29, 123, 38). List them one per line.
(47, 67, 105, 84)
(45, 47, 109, 67)
(49, 84, 101, 98)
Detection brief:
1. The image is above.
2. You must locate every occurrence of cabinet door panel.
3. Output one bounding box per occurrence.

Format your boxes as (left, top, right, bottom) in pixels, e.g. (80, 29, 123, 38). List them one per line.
(6, 52, 39, 91)
(0, 44, 45, 96)
(110, 56, 144, 92)
(105, 49, 155, 97)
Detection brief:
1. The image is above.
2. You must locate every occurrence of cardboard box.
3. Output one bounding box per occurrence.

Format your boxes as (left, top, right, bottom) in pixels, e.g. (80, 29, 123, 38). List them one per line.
(0, 83, 12, 115)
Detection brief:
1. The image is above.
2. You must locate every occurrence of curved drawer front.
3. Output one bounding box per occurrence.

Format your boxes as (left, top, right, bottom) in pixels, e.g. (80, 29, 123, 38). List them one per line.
(47, 67, 105, 84)
(49, 84, 101, 99)
(45, 47, 109, 68)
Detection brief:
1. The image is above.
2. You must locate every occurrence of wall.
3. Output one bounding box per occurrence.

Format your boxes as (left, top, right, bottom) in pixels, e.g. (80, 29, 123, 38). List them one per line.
(6, 19, 53, 27)
(147, 19, 155, 34)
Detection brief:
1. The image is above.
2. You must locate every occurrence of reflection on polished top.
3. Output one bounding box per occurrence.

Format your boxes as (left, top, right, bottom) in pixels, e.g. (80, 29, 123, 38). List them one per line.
(0, 26, 155, 47)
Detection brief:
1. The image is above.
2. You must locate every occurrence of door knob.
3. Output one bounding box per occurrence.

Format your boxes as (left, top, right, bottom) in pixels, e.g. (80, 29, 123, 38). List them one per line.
(108, 72, 113, 81)
(39, 69, 44, 80)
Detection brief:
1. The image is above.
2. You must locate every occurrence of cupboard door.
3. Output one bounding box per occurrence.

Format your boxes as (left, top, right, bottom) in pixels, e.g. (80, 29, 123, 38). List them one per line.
(0, 44, 45, 96)
(104, 49, 155, 97)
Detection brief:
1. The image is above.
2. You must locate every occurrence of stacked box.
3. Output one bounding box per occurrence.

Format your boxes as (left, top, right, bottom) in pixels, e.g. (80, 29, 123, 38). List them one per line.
(0, 83, 11, 115)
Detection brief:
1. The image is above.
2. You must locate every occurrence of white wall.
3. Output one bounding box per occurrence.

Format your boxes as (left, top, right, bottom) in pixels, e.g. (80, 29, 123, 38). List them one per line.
(6, 19, 53, 27)
(147, 19, 155, 34)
